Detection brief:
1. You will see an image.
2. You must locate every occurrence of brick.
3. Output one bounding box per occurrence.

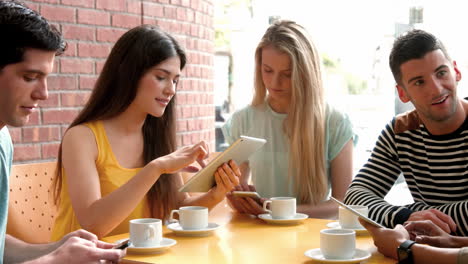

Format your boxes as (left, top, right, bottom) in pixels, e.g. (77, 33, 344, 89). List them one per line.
(61, 0, 94, 8)
(60, 58, 94, 74)
(182, 133, 191, 145)
(143, 3, 164, 17)
(13, 144, 41, 161)
(191, 132, 200, 143)
(78, 9, 110, 26)
(62, 25, 95, 41)
(112, 13, 141, 28)
(23, 126, 61, 142)
(61, 92, 91, 107)
(79, 75, 98, 90)
(156, 0, 170, 4)
(177, 120, 187, 132)
(29, 0, 59, 4)
(176, 7, 186, 20)
(42, 143, 60, 159)
(27, 111, 40, 126)
(176, 134, 182, 146)
(8, 127, 22, 143)
(63, 42, 77, 57)
(181, 0, 190, 7)
(128, 1, 142, 14)
(47, 75, 77, 91)
(40, 93, 59, 108)
(170, 0, 180, 5)
(96, 60, 106, 74)
(190, 0, 200, 10)
(163, 6, 176, 19)
(169, 20, 181, 34)
(194, 11, 203, 24)
(143, 18, 157, 25)
(43, 109, 80, 124)
(97, 28, 126, 42)
(40, 5, 75, 23)
(186, 9, 194, 22)
(78, 43, 111, 58)
(97, 0, 127, 11)
(60, 125, 69, 136)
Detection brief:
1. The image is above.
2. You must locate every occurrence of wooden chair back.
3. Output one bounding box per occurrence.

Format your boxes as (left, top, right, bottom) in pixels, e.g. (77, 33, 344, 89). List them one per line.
(7, 162, 58, 243)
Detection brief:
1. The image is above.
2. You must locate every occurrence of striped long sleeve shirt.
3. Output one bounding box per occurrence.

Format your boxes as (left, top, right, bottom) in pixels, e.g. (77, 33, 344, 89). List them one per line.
(344, 110, 468, 236)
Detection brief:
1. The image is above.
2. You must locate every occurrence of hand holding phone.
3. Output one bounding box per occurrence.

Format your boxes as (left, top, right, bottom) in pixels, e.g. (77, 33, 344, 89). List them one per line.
(232, 191, 262, 202)
(113, 239, 130, 250)
(330, 197, 385, 228)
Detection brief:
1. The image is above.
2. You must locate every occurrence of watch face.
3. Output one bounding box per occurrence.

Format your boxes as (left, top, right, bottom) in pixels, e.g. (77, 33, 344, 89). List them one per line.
(398, 249, 409, 260)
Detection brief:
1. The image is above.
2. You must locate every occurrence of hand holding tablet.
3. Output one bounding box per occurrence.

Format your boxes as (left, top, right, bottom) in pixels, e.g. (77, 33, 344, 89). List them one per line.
(179, 136, 266, 192)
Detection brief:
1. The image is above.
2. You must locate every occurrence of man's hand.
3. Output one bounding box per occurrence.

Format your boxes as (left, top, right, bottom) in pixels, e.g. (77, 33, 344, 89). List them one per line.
(407, 209, 457, 234)
(360, 219, 409, 260)
(49, 236, 125, 264)
(404, 220, 462, 248)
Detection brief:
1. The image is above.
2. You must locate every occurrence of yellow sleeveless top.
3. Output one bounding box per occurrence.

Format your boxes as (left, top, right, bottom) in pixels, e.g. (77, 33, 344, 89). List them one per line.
(51, 121, 151, 241)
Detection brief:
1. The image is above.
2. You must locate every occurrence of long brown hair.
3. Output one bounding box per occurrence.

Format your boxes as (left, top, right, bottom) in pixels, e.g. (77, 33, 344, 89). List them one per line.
(252, 20, 326, 205)
(53, 25, 187, 220)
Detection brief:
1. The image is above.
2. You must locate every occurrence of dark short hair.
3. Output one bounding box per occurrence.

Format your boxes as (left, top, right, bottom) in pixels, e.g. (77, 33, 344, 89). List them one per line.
(389, 29, 450, 85)
(0, 0, 66, 68)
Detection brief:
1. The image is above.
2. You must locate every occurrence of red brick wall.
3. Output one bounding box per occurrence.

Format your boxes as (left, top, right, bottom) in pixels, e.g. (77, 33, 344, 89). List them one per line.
(9, 0, 215, 163)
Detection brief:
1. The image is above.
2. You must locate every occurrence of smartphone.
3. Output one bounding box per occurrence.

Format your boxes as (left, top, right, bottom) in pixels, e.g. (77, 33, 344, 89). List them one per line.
(330, 197, 385, 228)
(113, 239, 130, 250)
(232, 191, 262, 202)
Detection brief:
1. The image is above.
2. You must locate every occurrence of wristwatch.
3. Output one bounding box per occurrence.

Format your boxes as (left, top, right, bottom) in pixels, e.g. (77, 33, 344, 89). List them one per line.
(397, 240, 416, 264)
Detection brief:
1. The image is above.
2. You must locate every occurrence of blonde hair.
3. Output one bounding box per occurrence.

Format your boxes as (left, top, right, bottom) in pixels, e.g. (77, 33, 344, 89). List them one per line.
(252, 20, 326, 205)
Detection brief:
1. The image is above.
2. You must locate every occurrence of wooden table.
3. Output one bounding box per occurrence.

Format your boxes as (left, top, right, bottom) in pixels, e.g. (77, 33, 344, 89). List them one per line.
(104, 201, 394, 264)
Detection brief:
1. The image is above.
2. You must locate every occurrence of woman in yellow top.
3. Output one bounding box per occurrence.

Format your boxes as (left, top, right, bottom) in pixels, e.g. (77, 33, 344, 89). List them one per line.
(51, 25, 240, 240)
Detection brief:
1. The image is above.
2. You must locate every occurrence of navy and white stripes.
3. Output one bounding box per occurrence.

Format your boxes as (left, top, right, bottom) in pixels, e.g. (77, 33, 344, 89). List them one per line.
(345, 110, 468, 236)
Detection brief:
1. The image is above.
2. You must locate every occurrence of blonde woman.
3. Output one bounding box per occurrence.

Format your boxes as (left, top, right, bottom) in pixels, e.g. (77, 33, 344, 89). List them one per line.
(222, 20, 355, 219)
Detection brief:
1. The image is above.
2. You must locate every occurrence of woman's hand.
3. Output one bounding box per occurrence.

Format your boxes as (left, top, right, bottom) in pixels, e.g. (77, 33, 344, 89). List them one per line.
(208, 160, 241, 200)
(155, 141, 209, 174)
(226, 184, 266, 216)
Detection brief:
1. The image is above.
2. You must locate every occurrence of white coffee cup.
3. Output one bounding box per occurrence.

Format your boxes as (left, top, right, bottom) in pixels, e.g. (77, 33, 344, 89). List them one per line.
(169, 206, 208, 230)
(339, 205, 368, 229)
(129, 218, 162, 247)
(263, 197, 296, 219)
(320, 228, 356, 260)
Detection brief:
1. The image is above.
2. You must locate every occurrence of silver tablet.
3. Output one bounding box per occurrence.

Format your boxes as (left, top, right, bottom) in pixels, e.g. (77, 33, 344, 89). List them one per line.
(179, 135, 267, 192)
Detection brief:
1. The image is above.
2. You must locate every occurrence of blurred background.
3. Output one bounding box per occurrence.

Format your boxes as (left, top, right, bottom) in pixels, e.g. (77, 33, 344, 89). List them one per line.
(213, 0, 468, 204)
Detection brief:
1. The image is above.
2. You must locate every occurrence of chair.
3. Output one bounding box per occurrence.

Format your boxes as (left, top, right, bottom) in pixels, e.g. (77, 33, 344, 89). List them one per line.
(7, 162, 58, 243)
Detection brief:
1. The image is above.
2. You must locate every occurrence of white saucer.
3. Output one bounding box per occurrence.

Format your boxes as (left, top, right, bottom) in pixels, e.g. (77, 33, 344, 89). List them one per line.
(116, 238, 176, 254)
(326, 222, 368, 236)
(304, 248, 371, 263)
(167, 222, 220, 236)
(258, 213, 308, 225)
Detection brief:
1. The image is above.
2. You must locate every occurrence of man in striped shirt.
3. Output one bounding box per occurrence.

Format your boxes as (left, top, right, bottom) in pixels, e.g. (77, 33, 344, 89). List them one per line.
(345, 29, 468, 238)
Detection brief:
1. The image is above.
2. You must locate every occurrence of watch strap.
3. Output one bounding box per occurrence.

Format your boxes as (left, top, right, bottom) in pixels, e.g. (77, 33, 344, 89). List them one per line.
(397, 240, 416, 264)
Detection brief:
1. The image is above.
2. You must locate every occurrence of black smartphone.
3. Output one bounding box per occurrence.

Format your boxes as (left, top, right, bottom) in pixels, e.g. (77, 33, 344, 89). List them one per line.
(113, 239, 130, 250)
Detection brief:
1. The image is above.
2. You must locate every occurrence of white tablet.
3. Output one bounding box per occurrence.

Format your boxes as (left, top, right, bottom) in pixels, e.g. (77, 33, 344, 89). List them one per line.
(330, 197, 385, 228)
(179, 135, 266, 192)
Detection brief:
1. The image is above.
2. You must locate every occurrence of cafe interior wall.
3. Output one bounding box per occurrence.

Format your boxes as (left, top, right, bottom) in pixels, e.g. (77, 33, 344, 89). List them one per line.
(10, 0, 216, 164)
